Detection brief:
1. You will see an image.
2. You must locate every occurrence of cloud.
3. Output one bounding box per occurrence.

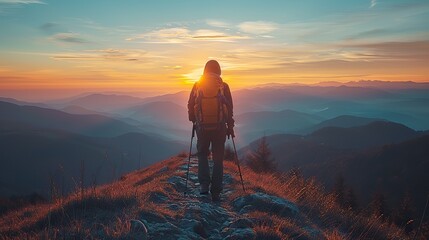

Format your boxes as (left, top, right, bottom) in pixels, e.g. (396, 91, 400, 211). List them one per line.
(346, 29, 391, 40)
(163, 65, 182, 70)
(370, 0, 377, 8)
(52, 48, 148, 62)
(0, 0, 45, 13)
(238, 21, 278, 34)
(127, 27, 248, 43)
(206, 19, 230, 28)
(339, 40, 429, 61)
(0, 0, 44, 4)
(39, 22, 62, 34)
(51, 33, 88, 44)
(191, 29, 247, 40)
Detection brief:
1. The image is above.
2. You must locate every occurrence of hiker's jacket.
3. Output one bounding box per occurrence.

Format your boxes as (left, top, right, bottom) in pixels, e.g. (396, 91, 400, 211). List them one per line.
(187, 81, 234, 128)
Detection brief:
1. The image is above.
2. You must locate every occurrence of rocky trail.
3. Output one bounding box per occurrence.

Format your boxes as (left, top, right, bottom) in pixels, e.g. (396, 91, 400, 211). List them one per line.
(135, 156, 322, 240)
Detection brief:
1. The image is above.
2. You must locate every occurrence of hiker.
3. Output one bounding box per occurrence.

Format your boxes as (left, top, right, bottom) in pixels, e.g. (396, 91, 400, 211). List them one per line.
(187, 60, 235, 201)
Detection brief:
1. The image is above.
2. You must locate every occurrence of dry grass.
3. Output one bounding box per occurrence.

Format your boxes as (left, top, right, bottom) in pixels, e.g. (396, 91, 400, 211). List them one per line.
(0, 156, 185, 239)
(222, 160, 408, 240)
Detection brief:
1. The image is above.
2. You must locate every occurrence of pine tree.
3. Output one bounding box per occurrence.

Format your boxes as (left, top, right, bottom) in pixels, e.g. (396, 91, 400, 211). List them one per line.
(344, 187, 359, 212)
(245, 136, 276, 173)
(371, 191, 390, 219)
(333, 174, 346, 208)
(394, 192, 414, 234)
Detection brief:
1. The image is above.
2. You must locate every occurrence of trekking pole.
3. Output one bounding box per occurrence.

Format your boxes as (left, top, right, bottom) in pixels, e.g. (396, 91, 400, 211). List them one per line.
(184, 124, 196, 196)
(231, 136, 246, 193)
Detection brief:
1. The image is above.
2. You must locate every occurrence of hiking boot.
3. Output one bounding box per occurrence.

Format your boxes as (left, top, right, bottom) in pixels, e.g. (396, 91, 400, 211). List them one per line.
(200, 184, 209, 195)
(211, 192, 221, 202)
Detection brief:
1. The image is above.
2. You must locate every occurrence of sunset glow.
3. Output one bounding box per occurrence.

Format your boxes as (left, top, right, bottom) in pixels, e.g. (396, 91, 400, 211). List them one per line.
(0, 0, 428, 100)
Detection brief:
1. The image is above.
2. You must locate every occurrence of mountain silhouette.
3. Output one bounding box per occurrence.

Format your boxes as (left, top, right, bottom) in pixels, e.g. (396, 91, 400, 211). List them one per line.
(301, 115, 384, 134)
(0, 97, 47, 108)
(241, 120, 422, 170)
(324, 85, 396, 99)
(333, 134, 429, 211)
(0, 122, 185, 197)
(65, 93, 145, 112)
(127, 101, 188, 130)
(242, 122, 429, 229)
(61, 105, 104, 115)
(236, 109, 324, 144)
(138, 91, 189, 106)
(0, 101, 147, 137)
(308, 121, 418, 149)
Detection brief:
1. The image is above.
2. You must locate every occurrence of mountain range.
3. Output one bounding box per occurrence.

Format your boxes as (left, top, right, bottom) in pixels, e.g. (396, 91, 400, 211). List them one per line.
(0, 101, 186, 198)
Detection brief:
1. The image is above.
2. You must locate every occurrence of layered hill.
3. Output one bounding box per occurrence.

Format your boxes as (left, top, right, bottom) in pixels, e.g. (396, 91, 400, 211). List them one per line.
(236, 109, 324, 144)
(0, 101, 144, 137)
(242, 121, 429, 221)
(0, 156, 407, 239)
(242, 121, 422, 170)
(0, 122, 186, 197)
(64, 94, 145, 112)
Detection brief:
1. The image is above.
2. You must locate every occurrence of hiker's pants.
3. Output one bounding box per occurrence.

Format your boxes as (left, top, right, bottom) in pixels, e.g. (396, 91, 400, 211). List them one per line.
(196, 127, 226, 194)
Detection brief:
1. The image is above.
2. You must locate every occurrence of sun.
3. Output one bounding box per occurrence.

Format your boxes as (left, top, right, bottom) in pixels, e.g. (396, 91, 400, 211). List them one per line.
(182, 67, 204, 84)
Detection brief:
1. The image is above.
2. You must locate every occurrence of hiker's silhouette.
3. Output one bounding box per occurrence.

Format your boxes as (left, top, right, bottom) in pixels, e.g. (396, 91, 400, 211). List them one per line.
(187, 60, 235, 201)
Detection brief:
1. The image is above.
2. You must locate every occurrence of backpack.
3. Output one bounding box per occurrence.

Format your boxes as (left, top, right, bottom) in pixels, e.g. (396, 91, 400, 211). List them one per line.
(193, 75, 229, 131)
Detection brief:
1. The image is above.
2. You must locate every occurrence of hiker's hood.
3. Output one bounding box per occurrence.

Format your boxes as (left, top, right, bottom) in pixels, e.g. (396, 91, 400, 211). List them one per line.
(203, 60, 221, 76)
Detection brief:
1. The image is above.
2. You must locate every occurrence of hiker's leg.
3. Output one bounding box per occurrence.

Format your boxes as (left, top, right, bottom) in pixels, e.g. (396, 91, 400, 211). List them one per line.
(197, 130, 211, 188)
(211, 127, 226, 195)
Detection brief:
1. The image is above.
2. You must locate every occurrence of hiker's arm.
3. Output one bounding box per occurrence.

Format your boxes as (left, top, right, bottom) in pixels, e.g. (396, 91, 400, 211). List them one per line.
(187, 84, 196, 122)
(224, 83, 235, 127)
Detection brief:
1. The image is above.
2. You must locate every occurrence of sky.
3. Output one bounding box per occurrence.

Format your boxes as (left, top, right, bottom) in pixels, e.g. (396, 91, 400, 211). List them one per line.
(0, 0, 428, 100)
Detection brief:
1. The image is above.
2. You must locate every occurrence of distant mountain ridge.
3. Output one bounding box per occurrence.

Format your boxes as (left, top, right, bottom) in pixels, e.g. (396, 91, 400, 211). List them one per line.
(308, 121, 418, 149)
(236, 109, 325, 144)
(0, 101, 144, 137)
(66, 93, 145, 112)
(0, 97, 47, 108)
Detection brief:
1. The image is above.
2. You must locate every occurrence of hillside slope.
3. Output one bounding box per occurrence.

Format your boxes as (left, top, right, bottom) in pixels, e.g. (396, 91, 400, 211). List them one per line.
(0, 156, 408, 239)
(0, 123, 186, 197)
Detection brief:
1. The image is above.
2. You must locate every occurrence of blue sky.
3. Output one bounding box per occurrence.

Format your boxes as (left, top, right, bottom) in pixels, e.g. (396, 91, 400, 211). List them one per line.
(0, 0, 428, 100)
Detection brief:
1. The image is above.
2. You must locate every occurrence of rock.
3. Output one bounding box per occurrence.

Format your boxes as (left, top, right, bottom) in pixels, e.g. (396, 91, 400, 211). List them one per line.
(193, 221, 208, 238)
(147, 222, 181, 239)
(167, 176, 187, 192)
(224, 173, 234, 184)
(179, 219, 200, 230)
(182, 202, 233, 239)
(232, 193, 299, 218)
(229, 218, 253, 229)
(168, 204, 180, 211)
(179, 164, 189, 170)
(129, 219, 148, 240)
(148, 191, 168, 203)
(178, 219, 206, 238)
(223, 227, 256, 240)
(139, 210, 166, 223)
